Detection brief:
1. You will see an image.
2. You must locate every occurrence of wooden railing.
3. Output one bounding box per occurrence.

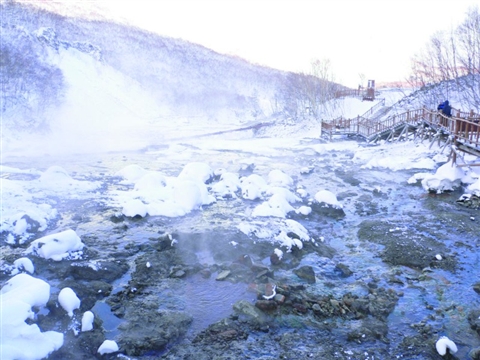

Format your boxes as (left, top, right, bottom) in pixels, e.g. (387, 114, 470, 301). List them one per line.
(455, 118, 480, 146)
(321, 108, 424, 140)
(357, 108, 425, 138)
(421, 109, 480, 147)
(359, 98, 386, 119)
(322, 107, 480, 148)
(334, 89, 362, 98)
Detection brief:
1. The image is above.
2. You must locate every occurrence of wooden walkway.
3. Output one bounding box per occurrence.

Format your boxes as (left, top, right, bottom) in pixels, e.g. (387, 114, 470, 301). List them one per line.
(321, 107, 480, 165)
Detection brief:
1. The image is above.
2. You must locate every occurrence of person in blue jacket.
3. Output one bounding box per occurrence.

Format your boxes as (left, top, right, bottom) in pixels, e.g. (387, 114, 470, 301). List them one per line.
(442, 100, 452, 117)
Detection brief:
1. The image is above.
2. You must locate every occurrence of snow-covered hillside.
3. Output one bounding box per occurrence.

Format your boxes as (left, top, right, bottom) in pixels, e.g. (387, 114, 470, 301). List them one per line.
(2, 2, 352, 156)
(2, 2, 478, 157)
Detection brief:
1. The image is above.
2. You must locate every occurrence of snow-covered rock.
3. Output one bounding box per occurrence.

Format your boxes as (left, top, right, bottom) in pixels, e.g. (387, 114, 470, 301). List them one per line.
(421, 162, 466, 193)
(25, 229, 84, 261)
(435, 336, 457, 356)
(115, 164, 149, 183)
(252, 194, 295, 218)
(122, 199, 148, 217)
(178, 162, 214, 183)
(133, 171, 167, 192)
(58, 287, 81, 317)
(268, 169, 293, 187)
(98, 340, 119, 355)
(0, 274, 64, 360)
(13, 257, 35, 274)
(211, 172, 241, 198)
(173, 179, 215, 212)
(81, 311, 94, 332)
(240, 174, 267, 200)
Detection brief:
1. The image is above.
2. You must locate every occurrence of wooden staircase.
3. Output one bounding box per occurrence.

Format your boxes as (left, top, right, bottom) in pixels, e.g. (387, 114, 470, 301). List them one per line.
(321, 107, 480, 165)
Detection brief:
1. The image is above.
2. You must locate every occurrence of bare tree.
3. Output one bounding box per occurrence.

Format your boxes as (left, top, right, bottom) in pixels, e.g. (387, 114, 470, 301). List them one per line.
(408, 6, 480, 110)
(455, 6, 480, 108)
(1, 27, 64, 130)
(301, 58, 338, 119)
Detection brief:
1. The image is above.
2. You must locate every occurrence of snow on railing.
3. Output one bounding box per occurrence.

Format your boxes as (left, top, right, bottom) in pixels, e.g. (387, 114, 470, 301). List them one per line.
(359, 98, 386, 119)
(321, 107, 480, 147)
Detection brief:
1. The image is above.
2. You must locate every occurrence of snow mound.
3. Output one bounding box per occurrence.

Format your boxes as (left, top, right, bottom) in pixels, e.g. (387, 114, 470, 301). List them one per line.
(25, 229, 84, 261)
(420, 162, 467, 193)
(58, 287, 81, 317)
(115, 164, 150, 183)
(115, 162, 216, 218)
(0, 274, 64, 360)
(268, 169, 293, 187)
(211, 172, 241, 198)
(238, 218, 310, 251)
(314, 190, 342, 209)
(178, 162, 214, 183)
(241, 174, 268, 200)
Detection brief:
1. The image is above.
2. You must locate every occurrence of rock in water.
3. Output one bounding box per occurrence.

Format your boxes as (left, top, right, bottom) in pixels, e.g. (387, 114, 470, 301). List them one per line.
(216, 270, 231, 281)
(293, 266, 316, 284)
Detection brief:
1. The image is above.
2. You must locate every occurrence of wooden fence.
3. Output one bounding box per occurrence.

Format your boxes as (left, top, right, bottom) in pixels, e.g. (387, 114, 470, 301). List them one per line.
(334, 89, 362, 98)
(359, 98, 386, 119)
(321, 108, 480, 149)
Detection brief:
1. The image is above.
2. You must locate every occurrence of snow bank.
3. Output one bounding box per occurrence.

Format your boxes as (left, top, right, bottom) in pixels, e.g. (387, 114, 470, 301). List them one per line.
(122, 199, 148, 217)
(1, 273, 50, 307)
(114, 162, 216, 218)
(252, 194, 295, 218)
(467, 177, 480, 196)
(38, 165, 72, 186)
(354, 142, 438, 172)
(419, 162, 467, 193)
(115, 163, 309, 220)
(1, 165, 100, 245)
(37, 166, 100, 193)
(0, 179, 58, 245)
(178, 162, 214, 183)
(319, 97, 384, 119)
(407, 154, 479, 197)
(133, 171, 167, 193)
(0, 274, 64, 360)
(363, 156, 436, 171)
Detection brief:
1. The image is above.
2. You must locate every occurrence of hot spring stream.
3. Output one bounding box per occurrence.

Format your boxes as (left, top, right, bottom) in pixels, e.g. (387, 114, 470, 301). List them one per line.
(3, 136, 479, 359)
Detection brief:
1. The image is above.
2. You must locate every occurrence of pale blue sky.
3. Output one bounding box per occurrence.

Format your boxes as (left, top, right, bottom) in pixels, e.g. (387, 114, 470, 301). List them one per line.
(25, 0, 480, 87)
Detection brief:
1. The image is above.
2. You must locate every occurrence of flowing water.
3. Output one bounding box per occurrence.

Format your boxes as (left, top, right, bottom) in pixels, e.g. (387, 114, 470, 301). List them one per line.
(3, 135, 479, 358)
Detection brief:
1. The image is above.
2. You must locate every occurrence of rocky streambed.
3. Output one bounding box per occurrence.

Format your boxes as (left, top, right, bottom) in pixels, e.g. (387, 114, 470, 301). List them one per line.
(1, 138, 480, 359)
